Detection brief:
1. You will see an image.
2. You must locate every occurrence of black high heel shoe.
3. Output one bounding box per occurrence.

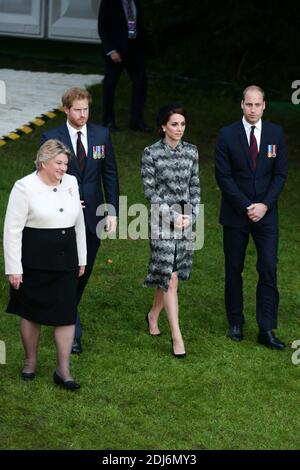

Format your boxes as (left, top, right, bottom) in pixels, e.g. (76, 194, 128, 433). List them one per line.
(53, 371, 80, 390)
(171, 339, 186, 359)
(21, 370, 36, 380)
(145, 313, 161, 336)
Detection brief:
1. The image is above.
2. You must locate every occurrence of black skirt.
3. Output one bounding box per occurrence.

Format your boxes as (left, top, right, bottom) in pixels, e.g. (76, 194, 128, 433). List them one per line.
(6, 227, 79, 326)
(7, 268, 78, 326)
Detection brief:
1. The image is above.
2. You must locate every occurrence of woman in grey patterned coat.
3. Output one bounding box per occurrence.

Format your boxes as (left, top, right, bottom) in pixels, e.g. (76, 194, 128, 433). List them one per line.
(141, 104, 200, 358)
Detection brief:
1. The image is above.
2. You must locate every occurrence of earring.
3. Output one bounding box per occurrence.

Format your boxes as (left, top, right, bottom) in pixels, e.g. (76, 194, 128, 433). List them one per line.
(162, 128, 166, 132)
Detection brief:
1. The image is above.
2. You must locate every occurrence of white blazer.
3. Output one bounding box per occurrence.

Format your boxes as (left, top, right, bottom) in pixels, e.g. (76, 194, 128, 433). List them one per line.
(3, 172, 87, 274)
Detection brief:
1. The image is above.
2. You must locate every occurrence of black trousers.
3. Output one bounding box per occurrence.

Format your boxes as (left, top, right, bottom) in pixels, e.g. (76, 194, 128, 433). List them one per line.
(223, 223, 279, 331)
(102, 40, 147, 126)
(75, 230, 101, 339)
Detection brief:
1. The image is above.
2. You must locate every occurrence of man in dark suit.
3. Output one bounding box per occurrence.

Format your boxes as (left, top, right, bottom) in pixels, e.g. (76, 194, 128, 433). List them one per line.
(98, 0, 152, 132)
(215, 85, 288, 349)
(41, 87, 119, 354)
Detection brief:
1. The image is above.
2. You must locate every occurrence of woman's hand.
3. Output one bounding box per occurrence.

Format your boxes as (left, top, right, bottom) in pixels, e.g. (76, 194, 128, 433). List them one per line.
(8, 274, 23, 290)
(78, 266, 85, 277)
(174, 214, 191, 229)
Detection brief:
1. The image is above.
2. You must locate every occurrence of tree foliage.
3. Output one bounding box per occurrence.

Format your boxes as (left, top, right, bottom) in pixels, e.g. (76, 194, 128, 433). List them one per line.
(142, 0, 299, 96)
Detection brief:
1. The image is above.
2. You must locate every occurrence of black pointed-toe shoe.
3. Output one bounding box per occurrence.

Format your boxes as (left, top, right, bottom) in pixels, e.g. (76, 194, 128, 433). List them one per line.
(145, 313, 161, 337)
(21, 371, 36, 381)
(228, 325, 243, 342)
(171, 339, 186, 359)
(53, 371, 81, 390)
(257, 330, 286, 350)
(71, 338, 82, 354)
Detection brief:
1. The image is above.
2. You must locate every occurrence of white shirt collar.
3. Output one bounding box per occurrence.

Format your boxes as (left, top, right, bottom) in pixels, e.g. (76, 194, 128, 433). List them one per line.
(66, 121, 87, 138)
(242, 116, 262, 132)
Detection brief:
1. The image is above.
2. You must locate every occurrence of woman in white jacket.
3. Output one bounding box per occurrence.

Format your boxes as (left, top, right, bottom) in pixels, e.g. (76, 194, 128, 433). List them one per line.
(3, 139, 86, 390)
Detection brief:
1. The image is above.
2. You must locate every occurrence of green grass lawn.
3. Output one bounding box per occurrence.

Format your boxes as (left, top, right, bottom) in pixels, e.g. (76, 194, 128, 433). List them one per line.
(0, 77, 300, 450)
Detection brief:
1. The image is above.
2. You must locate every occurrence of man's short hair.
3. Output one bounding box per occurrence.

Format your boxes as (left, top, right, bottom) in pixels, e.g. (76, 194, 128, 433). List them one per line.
(62, 87, 92, 108)
(242, 85, 265, 101)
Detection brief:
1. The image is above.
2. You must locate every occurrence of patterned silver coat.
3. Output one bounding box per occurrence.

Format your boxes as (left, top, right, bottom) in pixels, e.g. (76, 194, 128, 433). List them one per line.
(141, 139, 200, 290)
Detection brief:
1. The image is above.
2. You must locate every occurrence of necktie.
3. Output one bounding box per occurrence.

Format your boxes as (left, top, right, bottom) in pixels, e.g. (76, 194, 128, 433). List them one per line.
(249, 125, 258, 170)
(122, 0, 136, 38)
(77, 131, 86, 173)
(123, 0, 133, 18)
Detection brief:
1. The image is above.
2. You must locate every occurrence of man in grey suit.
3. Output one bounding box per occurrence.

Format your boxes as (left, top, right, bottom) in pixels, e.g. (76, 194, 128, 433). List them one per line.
(41, 87, 119, 354)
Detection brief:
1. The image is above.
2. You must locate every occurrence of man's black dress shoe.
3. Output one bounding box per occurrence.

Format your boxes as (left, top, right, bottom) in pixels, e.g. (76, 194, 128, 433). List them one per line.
(71, 338, 82, 354)
(53, 372, 81, 390)
(21, 371, 36, 380)
(257, 330, 286, 350)
(228, 325, 243, 342)
(130, 122, 153, 133)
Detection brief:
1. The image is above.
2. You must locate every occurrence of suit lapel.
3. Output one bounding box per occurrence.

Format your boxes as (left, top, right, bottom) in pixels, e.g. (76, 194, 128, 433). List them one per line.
(60, 124, 82, 181)
(84, 124, 96, 179)
(238, 121, 254, 173)
(60, 124, 75, 156)
(87, 124, 95, 159)
(256, 121, 267, 173)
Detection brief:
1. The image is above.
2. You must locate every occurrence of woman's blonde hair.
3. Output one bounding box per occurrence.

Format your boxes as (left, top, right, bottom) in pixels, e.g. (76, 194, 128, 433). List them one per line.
(35, 139, 72, 170)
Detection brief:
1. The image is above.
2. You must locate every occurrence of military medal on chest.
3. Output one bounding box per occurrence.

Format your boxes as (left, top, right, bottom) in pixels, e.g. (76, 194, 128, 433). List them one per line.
(267, 144, 277, 158)
(93, 145, 105, 159)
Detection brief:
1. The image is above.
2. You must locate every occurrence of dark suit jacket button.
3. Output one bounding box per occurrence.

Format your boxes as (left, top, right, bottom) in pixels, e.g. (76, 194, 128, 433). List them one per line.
(61, 230, 66, 235)
(59, 208, 64, 212)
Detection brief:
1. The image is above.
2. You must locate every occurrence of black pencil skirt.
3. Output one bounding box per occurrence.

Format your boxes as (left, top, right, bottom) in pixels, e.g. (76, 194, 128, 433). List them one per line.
(6, 268, 78, 326)
(6, 226, 80, 326)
